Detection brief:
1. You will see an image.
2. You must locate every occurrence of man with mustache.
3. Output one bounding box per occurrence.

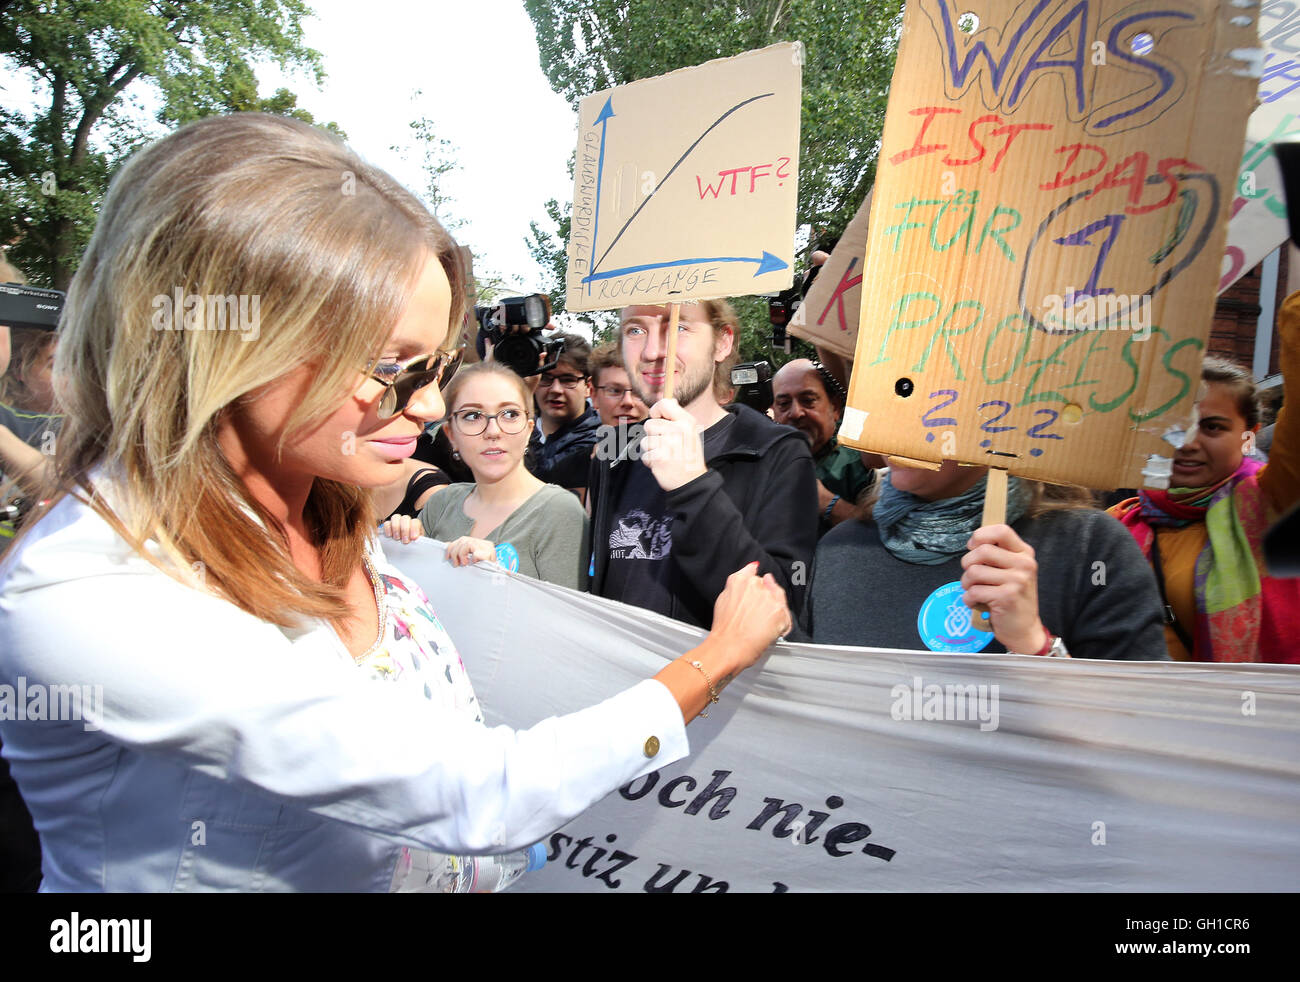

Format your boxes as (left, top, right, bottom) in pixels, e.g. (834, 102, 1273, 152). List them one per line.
(772, 358, 879, 536)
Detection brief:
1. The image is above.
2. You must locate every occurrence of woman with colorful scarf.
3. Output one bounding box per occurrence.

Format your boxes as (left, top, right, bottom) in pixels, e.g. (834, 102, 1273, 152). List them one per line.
(806, 458, 1168, 660)
(1107, 295, 1300, 663)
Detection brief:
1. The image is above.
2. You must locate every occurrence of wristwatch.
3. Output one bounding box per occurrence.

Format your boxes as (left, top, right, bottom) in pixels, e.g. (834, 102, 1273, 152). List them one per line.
(1033, 633, 1070, 658)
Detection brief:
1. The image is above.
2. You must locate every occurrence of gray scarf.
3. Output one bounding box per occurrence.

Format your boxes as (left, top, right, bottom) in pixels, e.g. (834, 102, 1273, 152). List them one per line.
(874, 469, 1030, 564)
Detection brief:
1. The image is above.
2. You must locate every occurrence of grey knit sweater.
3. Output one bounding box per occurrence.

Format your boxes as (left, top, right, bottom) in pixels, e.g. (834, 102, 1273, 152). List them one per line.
(805, 507, 1168, 660)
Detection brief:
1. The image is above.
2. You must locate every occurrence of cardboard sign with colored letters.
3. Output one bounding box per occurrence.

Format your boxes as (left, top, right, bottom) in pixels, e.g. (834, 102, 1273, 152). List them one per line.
(841, 1, 1259, 489)
(787, 189, 872, 360)
(792, 2, 1300, 354)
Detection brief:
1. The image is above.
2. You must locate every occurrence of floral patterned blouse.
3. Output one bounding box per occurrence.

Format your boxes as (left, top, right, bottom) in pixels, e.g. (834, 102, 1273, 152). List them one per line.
(353, 549, 484, 892)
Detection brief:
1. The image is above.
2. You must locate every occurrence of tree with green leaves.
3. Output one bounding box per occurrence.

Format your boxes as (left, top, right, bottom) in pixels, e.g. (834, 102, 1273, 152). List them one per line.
(523, 0, 903, 363)
(0, 0, 333, 289)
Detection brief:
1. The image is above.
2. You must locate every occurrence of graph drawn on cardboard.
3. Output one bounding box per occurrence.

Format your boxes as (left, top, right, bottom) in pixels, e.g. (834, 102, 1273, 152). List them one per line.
(565, 43, 802, 313)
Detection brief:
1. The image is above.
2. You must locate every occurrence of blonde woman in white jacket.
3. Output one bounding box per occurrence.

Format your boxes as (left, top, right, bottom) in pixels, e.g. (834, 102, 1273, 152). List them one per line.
(0, 114, 789, 892)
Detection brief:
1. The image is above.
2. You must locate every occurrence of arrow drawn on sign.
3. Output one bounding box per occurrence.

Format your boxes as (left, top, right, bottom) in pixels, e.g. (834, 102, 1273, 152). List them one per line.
(585, 92, 779, 283)
(588, 97, 615, 297)
(585, 250, 789, 282)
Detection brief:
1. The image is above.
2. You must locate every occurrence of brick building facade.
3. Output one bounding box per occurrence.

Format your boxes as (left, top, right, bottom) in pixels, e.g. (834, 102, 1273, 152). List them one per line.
(1211, 247, 1291, 381)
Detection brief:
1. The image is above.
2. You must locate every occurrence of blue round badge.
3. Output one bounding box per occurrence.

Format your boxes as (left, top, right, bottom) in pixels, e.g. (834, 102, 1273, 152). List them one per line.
(916, 581, 994, 653)
(495, 542, 520, 573)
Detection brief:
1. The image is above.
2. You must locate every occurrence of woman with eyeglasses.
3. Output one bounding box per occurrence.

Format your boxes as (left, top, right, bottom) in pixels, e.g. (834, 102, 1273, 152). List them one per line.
(0, 114, 791, 891)
(382, 361, 588, 590)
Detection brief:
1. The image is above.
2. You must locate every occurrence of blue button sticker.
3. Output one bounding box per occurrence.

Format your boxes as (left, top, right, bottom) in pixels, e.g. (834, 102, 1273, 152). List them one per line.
(916, 581, 994, 653)
(495, 542, 520, 573)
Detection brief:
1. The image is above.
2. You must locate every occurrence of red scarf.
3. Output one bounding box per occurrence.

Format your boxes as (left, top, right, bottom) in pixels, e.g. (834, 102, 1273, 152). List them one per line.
(1110, 459, 1300, 663)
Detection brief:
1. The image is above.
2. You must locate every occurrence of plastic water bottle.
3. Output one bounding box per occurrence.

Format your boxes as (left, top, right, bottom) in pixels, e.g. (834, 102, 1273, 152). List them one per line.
(469, 842, 547, 893)
(391, 843, 547, 893)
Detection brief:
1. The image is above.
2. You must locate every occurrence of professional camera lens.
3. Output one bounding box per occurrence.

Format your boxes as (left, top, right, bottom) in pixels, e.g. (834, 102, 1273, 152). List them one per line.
(492, 334, 544, 379)
(523, 295, 548, 327)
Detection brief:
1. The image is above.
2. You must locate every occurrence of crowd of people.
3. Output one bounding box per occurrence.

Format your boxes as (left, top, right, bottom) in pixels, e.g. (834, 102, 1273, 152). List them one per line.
(0, 114, 790, 892)
(0, 110, 1295, 893)
(376, 282, 1297, 664)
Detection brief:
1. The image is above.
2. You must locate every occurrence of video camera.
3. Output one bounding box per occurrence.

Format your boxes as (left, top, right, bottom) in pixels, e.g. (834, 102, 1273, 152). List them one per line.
(730, 361, 773, 414)
(0, 283, 64, 332)
(474, 294, 564, 379)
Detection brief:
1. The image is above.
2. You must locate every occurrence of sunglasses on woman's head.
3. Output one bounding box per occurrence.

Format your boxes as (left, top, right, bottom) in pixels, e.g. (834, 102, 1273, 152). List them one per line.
(368, 347, 464, 419)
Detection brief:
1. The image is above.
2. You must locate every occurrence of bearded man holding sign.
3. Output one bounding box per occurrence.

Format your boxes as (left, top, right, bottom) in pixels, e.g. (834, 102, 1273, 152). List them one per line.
(586, 300, 818, 629)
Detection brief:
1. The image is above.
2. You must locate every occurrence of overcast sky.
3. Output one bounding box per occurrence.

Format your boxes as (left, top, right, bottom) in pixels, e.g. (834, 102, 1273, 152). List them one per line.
(259, 0, 577, 294)
(0, 1, 576, 294)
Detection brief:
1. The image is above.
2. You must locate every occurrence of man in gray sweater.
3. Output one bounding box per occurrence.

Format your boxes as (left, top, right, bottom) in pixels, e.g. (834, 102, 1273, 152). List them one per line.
(806, 467, 1168, 660)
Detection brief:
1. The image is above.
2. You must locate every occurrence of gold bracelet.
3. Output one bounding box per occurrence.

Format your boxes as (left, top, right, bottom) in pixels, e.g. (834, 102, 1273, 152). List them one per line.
(686, 659, 721, 717)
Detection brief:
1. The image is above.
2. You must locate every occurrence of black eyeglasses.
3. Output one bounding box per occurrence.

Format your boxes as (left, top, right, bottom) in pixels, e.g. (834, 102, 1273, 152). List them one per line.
(596, 384, 635, 399)
(538, 373, 587, 389)
(368, 347, 464, 419)
(451, 407, 530, 436)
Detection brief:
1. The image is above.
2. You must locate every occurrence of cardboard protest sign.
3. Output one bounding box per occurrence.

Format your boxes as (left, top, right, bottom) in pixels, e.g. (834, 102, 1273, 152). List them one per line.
(565, 43, 802, 313)
(794, 3, 1300, 361)
(1221, 0, 1300, 291)
(840, 1, 1259, 489)
(390, 541, 1300, 893)
(787, 190, 871, 359)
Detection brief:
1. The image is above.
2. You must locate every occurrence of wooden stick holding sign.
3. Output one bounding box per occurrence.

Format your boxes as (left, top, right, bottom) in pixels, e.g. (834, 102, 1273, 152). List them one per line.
(662, 302, 680, 401)
(561, 42, 801, 520)
(971, 467, 1008, 634)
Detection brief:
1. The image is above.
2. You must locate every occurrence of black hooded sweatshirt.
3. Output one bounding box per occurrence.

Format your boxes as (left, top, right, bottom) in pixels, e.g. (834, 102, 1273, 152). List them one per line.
(586, 403, 818, 629)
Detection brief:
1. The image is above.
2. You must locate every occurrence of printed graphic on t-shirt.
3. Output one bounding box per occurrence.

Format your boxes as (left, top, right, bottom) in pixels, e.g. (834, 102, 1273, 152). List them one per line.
(608, 508, 672, 560)
(916, 581, 994, 653)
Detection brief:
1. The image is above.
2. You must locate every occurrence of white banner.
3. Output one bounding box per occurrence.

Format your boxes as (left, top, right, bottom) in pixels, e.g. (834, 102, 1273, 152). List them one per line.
(386, 539, 1300, 893)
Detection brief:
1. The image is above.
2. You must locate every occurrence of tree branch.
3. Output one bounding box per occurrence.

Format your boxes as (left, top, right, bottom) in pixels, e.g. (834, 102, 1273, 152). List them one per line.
(8, 211, 48, 254)
(70, 63, 143, 168)
(768, 0, 787, 37)
(51, 68, 67, 165)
